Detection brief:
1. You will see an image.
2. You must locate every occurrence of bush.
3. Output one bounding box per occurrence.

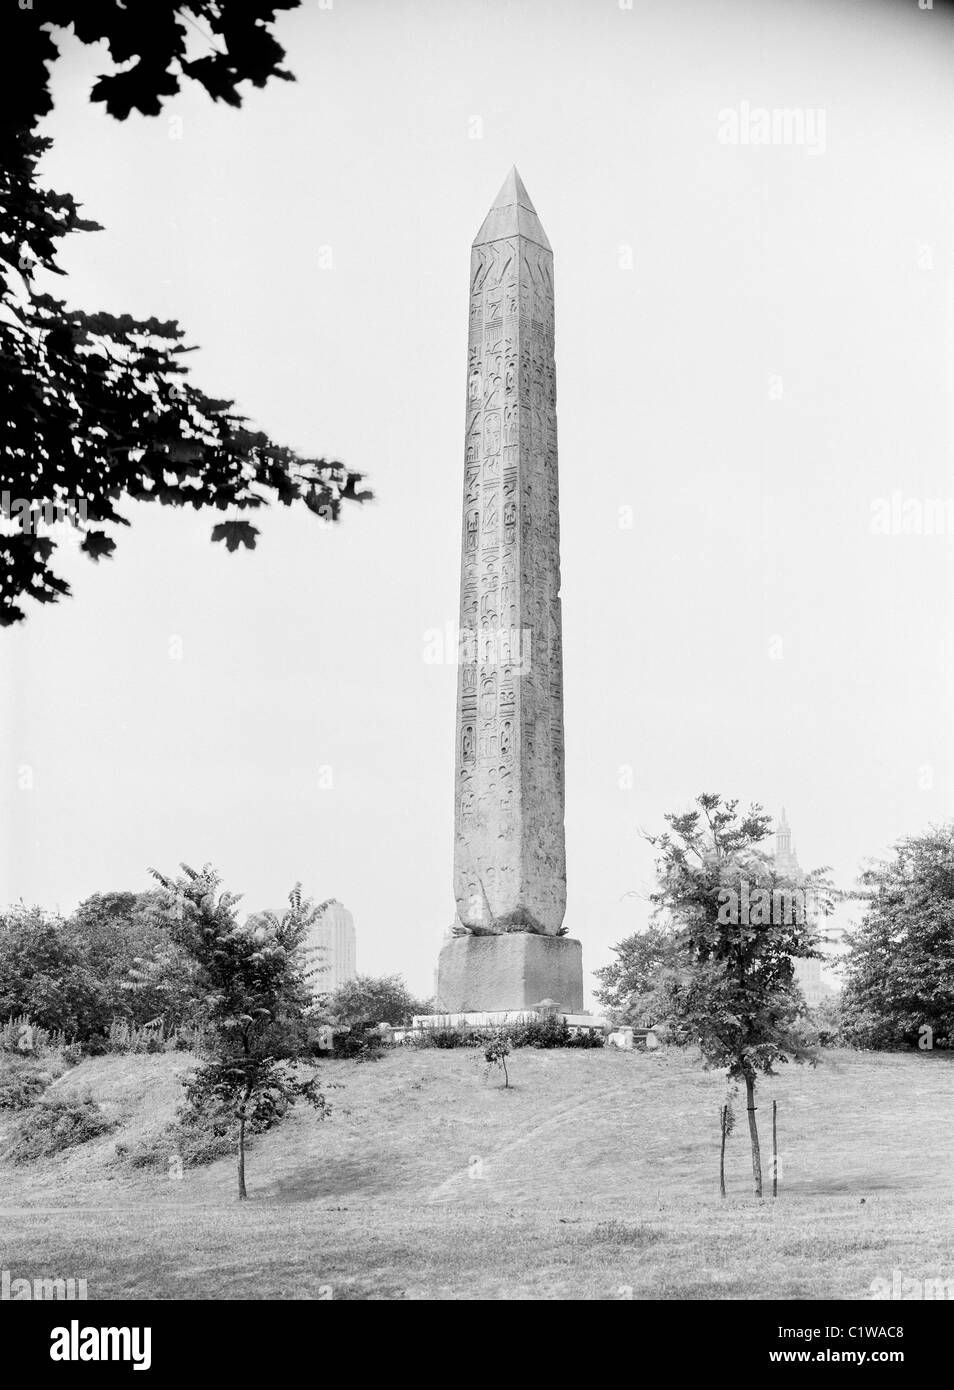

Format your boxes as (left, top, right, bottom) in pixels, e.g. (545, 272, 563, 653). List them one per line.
(0, 1057, 50, 1110)
(124, 1114, 231, 1171)
(106, 1019, 165, 1053)
(401, 1025, 491, 1049)
(508, 1014, 604, 1048)
(121, 1089, 286, 1171)
(6, 1095, 117, 1163)
(403, 1026, 484, 1049)
(0, 1030, 78, 1108)
(401, 1015, 605, 1050)
(0, 1015, 68, 1056)
(331, 1022, 385, 1062)
(507, 1014, 564, 1047)
(47, 1019, 206, 1058)
(809, 995, 845, 1047)
(166, 1024, 206, 1053)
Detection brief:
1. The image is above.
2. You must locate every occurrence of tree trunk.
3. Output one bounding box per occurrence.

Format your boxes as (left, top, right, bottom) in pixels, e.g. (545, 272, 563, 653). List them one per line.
(744, 1070, 762, 1198)
(237, 1079, 253, 1202)
(719, 1104, 728, 1198)
(237, 1109, 247, 1201)
(772, 1098, 778, 1198)
(502, 1056, 509, 1088)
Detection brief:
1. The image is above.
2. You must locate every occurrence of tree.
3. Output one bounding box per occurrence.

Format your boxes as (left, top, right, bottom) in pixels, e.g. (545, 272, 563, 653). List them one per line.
(0, 903, 106, 1036)
(0, 892, 202, 1038)
(484, 1031, 511, 1088)
(245, 894, 333, 995)
(841, 825, 954, 1050)
(1, 3, 371, 626)
(326, 974, 431, 1029)
(151, 864, 329, 1200)
(646, 794, 832, 1197)
(122, 937, 204, 1034)
(67, 891, 191, 1026)
(69, 892, 158, 974)
(593, 922, 687, 1025)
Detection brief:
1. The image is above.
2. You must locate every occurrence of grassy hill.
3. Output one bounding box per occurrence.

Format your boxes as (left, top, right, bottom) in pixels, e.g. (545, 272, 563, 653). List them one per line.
(2, 1045, 953, 1299)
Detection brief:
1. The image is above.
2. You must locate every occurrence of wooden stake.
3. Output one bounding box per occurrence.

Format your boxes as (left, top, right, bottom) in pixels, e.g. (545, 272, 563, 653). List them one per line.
(719, 1103, 728, 1198)
(772, 1098, 778, 1198)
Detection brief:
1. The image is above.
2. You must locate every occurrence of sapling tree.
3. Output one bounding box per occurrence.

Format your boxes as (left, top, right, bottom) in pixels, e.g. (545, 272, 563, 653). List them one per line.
(646, 794, 833, 1197)
(151, 864, 331, 1200)
(719, 1095, 736, 1198)
(484, 1031, 511, 1088)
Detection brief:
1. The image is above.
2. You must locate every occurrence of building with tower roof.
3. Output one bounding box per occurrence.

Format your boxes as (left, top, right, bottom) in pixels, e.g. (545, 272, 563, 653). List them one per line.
(772, 809, 833, 1009)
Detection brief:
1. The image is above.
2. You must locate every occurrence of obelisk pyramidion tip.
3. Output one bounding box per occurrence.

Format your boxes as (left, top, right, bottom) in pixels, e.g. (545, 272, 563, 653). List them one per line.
(489, 166, 535, 212)
(472, 167, 551, 252)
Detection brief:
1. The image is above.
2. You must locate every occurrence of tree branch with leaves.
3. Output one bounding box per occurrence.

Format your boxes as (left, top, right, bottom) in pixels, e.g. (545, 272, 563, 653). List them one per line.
(0, 3, 371, 626)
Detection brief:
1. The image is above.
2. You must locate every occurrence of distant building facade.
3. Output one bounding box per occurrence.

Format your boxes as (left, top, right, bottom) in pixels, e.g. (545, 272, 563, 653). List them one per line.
(772, 808, 835, 1009)
(309, 900, 357, 996)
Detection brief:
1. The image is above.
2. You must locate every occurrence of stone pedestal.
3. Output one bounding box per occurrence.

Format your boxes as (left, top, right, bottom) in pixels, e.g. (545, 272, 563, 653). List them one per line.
(435, 933, 583, 1014)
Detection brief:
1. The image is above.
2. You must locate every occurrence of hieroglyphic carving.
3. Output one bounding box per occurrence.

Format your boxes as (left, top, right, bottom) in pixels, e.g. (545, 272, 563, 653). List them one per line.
(453, 177, 566, 935)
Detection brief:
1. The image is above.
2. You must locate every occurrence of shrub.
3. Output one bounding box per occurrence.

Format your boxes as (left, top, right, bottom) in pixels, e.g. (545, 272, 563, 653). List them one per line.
(124, 1113, 231, 1171)
(401, 1016, 605, 1050)
(565, 1026, 605, 1049)
(106, 1019, 166, 1053)
(331, 1022, 385, 1062)
(407, 1026, 484, 1049)
(401, 1025, 487, 1049)
(508, 1014, 605, 1048)
(0, 1057, 50, 1110)
(50, 1018, 206, 1058)
(166, 1024, 206, 1053)
(0, 1015, 68, 1056)
(809, 995, 845, 1047)
(507, 1014, 572, 1048)
(0, 1032, 77, 1108)
(6, 1095, 117, 1163)
(121, 1088, 287, 1171)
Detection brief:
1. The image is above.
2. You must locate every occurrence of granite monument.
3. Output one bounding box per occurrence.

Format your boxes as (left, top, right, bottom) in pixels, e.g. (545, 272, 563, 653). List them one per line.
(436, 168, 584, 1014)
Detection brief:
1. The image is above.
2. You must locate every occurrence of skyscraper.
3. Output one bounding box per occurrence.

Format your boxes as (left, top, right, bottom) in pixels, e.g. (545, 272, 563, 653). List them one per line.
(309, 900, 357, 996)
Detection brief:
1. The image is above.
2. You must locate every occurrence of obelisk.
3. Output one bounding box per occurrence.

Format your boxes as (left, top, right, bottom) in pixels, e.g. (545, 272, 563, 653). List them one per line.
(436, 168, 583, 1014)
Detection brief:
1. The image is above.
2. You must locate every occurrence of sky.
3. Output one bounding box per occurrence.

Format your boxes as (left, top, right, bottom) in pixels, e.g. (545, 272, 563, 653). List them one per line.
(3, 0, 954, 1004)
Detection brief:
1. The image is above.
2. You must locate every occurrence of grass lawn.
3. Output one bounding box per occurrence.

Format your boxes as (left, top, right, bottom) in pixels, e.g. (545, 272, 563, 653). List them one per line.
(1, 1046, 953, 1299)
